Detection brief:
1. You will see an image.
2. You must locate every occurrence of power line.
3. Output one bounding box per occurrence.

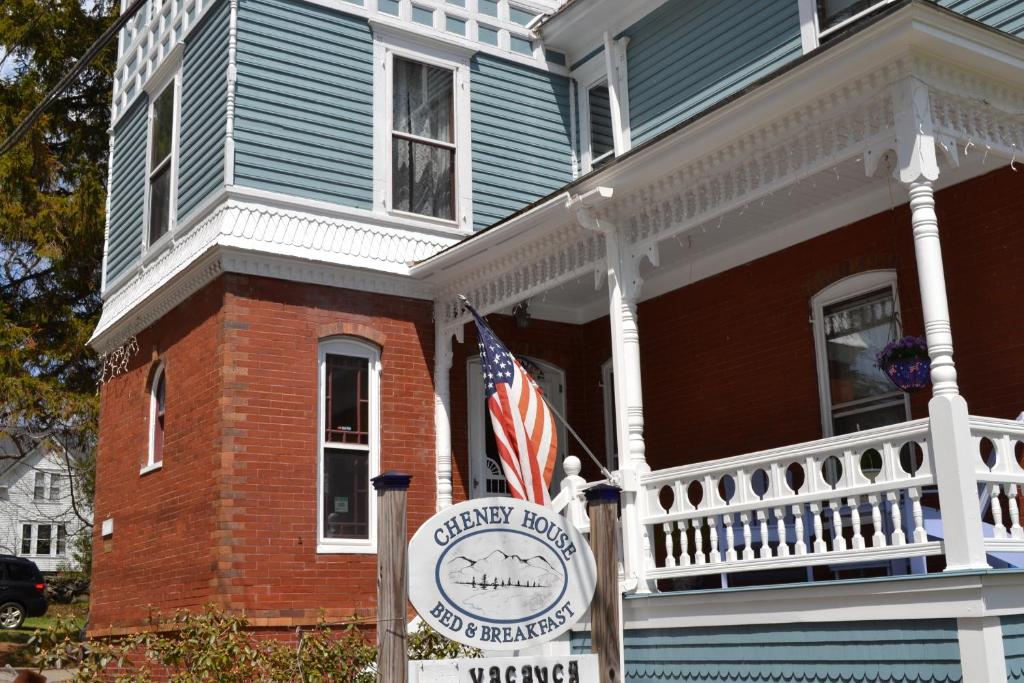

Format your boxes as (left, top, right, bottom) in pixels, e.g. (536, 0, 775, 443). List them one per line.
(0, 0, 148, 157)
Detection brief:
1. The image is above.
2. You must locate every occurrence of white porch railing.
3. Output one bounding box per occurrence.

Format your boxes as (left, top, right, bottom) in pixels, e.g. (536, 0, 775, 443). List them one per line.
(971, 416, 1024, 552)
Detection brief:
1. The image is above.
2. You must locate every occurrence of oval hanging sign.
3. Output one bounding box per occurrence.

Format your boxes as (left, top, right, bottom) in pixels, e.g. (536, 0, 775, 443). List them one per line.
(408, 497, 596, 651)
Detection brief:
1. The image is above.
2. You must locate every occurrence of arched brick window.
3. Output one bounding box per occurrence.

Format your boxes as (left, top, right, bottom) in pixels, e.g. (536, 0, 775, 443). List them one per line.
(144, 364, 166, 474)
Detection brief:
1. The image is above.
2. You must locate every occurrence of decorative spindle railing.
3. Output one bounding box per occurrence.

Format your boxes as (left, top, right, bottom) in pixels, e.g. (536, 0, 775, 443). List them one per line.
(971, 416, 1024, 550)
(637, 420, 942, 582)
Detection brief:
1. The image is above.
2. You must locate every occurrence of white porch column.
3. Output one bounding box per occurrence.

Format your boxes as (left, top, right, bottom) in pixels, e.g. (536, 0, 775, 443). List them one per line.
(894, 77, 988, 571)
(572, 187, 653, 594)
(434, 311, 455, 510)
(957, 617, 1008, 683)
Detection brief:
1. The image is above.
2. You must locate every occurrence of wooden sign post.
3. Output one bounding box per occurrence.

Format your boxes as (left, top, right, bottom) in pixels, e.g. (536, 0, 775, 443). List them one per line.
(585, 483, 623, 683)
(372, 471, 412, 683)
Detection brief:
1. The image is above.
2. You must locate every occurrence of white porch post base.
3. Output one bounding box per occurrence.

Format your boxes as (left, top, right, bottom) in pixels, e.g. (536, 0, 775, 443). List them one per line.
(957, 617, 1008, 683)
(928, 395, 988, 570)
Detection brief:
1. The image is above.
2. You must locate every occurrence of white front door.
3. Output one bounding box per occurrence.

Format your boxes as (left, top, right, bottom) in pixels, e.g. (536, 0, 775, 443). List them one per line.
(467, 356, 567, 499)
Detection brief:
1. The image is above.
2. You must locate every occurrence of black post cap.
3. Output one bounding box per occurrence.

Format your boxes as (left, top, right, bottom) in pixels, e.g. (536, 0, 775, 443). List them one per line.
(584, 483, 621, 503)
(371, 471, 412, 491)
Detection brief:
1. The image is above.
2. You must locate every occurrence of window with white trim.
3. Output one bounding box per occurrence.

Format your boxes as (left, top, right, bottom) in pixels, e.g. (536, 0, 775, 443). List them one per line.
(373, 28, 473, 230)
(588, 82, 614, 170)
(20, 523, 67, 557)
(572, 37, 630, 175)
(798, 0, 897, 51)
(146, 74, 179, 246)
(33, 472, 45, 501)
(145, 364, 166, 472)
(318, 338, 380, 553)
(811, 271, 910, 437)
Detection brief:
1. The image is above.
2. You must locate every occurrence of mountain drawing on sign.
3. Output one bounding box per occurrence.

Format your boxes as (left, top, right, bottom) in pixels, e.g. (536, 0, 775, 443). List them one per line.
(442, 545, 564, 620)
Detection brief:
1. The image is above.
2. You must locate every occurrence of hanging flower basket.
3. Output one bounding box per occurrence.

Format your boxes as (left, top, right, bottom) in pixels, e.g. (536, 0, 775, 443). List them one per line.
(877, 335, 931, 393)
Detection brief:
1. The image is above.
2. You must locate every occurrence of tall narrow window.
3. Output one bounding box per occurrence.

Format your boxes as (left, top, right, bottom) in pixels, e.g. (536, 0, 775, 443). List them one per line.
(56, 525, 67, 556)
(36, 525, 52, 555)
(33, 472, 45, 501)
(148, 82, 176, 244)
(392, 57, 455, 221)
(147, 365, 166, 470)
(20, 525, 32, 555)
(49, 474, 62, 501)
(812, 272, 910, 436)
(319, 339, 379, 551)
(588, 83, 614, 169)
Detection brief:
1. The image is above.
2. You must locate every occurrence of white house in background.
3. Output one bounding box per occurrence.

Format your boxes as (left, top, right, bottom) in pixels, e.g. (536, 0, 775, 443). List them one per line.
(0, 440, 89, 573)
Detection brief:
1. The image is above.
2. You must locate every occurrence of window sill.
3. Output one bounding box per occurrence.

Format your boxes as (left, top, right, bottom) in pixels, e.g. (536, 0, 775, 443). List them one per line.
(316, 541, 377, 555)
(139, 462, 163, 476)
(386, 208, 462, 231)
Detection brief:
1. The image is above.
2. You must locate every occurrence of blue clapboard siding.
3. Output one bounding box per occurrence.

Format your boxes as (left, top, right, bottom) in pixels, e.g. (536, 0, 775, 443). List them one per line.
(1004, 614, 1024, 682)
(233, 0, 373, 208)
(624, 0, 802, 145)
(573, 620, 963, 682)
(470, 54, 573, 230)
(940, 0, 1024, 37)
(106, 95, 149, 284)
(177, 0, 229, 221)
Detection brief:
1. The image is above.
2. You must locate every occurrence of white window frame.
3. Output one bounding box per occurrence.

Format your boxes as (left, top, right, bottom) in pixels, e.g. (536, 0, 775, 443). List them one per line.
(572, 34, 631, 175)
(32, 471, 46, 501)
(797, 0, 899, 53)
(142, 363, 166, 475)
(372, 25, 474, 232)
(317, 337, 381, 554)
(141, 49, 182, 254)
(600, 358, 618, 471)
(20, 522, 67, 557)
(810, 269, 911, 437)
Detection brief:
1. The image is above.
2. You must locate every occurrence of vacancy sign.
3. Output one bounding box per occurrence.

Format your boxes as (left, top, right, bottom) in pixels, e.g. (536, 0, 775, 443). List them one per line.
(409, 654, 598, 682)
(408, 497, 596, 650)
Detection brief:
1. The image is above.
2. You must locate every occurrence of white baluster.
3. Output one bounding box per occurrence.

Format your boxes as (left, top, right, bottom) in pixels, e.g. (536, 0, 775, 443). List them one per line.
(851, 496, 865, 550)
(741, 512, 755, 561)
(809, 502, 826, 554)
(775, 507, 789, 557)
(708, 517, 720, 564)
(909, 487, 927, 544)
(724, 515, 736, 562)
(991, 484, 1007, 539)
(1009, 484, 1023, 540)
(868, 494, 886, 548)
(663, 522, 676, 568)
(694, 520, 706, 566)
(757, 510, 770, 558)
(830, 499, 848, 551)
(888, 491, 906, 546)
(792, 504, 806, 555)
(679, 519, 691, 566)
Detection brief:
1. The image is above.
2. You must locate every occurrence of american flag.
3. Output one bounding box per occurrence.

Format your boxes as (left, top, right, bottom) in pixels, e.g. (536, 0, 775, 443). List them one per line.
(465, 302, 558, 505)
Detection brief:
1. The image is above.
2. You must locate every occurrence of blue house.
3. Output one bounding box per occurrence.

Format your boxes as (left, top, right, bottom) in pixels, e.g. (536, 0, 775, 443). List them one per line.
(90, 0, 1024, 679)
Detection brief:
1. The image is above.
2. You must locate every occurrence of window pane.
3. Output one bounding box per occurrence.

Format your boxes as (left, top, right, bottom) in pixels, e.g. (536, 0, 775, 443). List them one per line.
(817, 0, 879, 30)
(49, 474, 62, 501)
(325, 355, 369, 444)
(588, 84, 614, 162)
(393, 57, 452, 143)
(323, 449, 369, 539)
(153, 372, 166, 463)
(151, 83, 175, 166)
(833, 401, 910, 436)
(149, 166, 171, 244)
(392, 139, 454, 220)
(824, 288, 897, 405)
(37, 525, 51, 555)
(33, 472, 45, 501)
(21, 525, 32, 554)
(56, 525, 67, 555)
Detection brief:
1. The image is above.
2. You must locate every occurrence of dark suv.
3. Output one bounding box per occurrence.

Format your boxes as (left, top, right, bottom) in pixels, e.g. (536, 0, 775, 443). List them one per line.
(0, 556, 47, 629)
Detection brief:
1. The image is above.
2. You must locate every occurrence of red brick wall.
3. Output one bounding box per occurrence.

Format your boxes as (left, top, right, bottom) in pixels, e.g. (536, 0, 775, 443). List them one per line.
(93, 280, 226, 631)
(91, 275, 436, 633)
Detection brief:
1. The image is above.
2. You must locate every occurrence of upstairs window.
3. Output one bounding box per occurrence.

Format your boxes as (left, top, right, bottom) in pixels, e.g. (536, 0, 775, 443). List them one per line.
(146, 364, 166, 472)
(33, 472, 45, 501)
(392, 57, 455, 221)
(318, 339, 379, 552)
(588, 83, 614, 170)
(148, 81, 176, 245)
(812, 272, 910, 436)
(48, 474, 62, 501)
